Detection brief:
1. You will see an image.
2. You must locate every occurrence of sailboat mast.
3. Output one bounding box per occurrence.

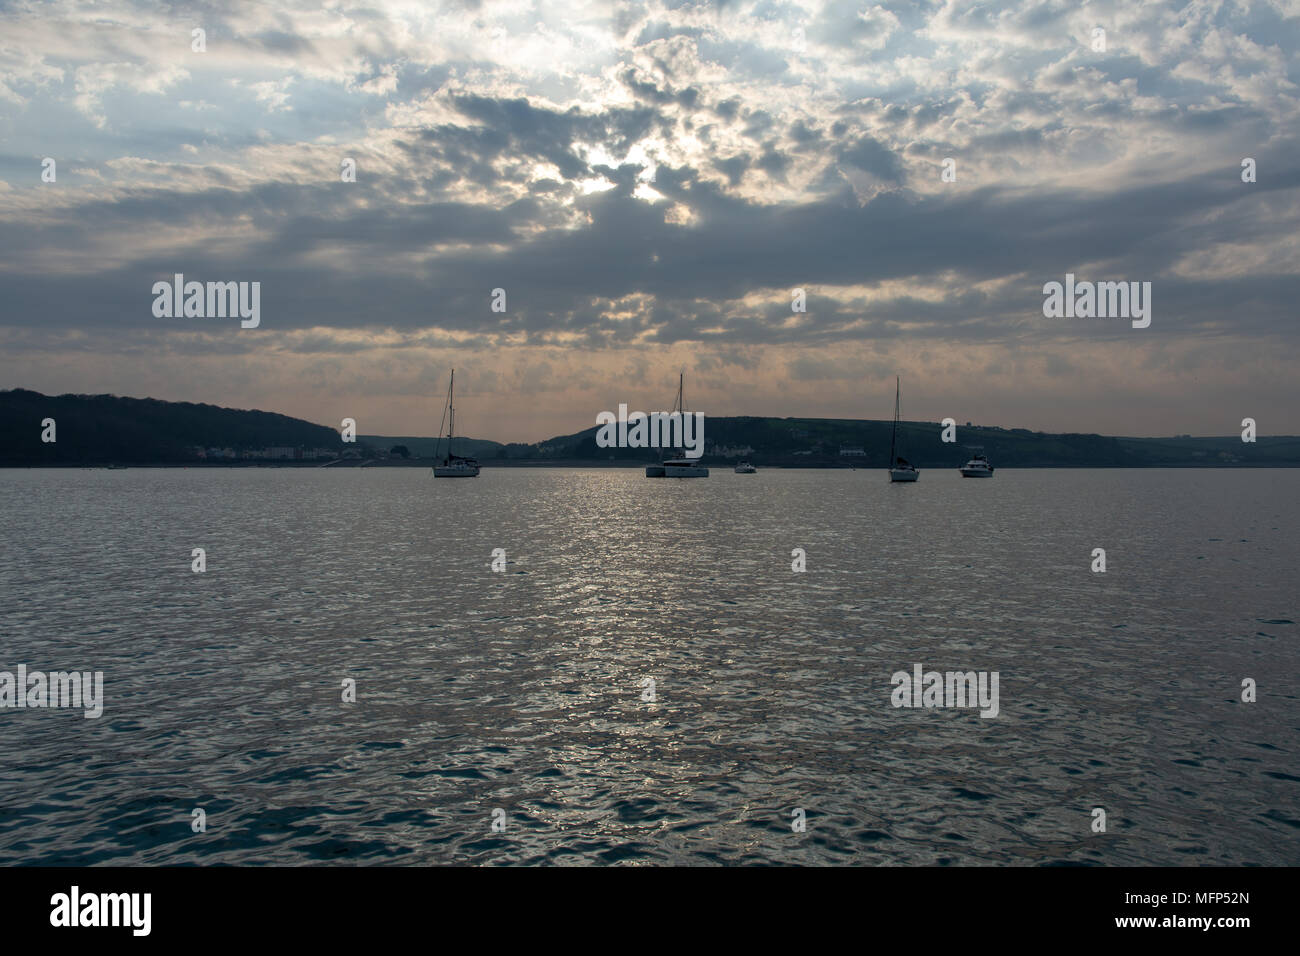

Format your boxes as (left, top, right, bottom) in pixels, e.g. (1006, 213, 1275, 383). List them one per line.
(677, 370, 684, 455)
(890, 376, 899, 464)
(448, 369, 455, 454)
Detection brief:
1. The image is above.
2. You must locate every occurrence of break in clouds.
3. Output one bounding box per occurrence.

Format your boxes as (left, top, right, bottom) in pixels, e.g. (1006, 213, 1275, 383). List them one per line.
(1, 0, 1298, 438)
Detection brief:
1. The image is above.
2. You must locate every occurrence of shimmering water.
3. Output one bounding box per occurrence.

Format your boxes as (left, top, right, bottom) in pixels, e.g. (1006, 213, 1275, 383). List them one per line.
(0, 467, 1296, 865)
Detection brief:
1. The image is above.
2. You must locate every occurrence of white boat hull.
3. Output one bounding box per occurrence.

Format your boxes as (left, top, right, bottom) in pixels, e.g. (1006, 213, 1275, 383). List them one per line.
(434, 464, 480, 477)
(734, 464, 756, 474)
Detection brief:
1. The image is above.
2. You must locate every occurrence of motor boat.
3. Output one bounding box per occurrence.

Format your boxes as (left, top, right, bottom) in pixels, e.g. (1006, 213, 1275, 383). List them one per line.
(959, 454, 994, 477)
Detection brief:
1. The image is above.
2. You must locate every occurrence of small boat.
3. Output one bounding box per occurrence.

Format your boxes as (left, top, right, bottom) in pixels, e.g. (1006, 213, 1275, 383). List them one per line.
(647, 370, 708, 478)
(890, 460, 919, 481)
(734, 461, 756, 474)
(888, 376, 919, 482)
(959, 454, 994, 477)
(434, 458, 479, 477)
(432, 369, 480, 478)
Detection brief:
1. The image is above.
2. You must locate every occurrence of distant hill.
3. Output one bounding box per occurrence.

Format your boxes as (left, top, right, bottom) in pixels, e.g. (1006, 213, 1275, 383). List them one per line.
(360, 435, 504, 460)
(512, 416, 1300, 467)
(0, 389, 344, 464)
(4, 388, 1297, 466)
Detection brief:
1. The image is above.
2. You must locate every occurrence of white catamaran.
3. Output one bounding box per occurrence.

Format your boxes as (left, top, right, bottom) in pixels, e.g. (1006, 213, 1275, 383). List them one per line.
(888, 376, 919, 482)
(646, 370, 708, 478)
(432, 369, 480, 478)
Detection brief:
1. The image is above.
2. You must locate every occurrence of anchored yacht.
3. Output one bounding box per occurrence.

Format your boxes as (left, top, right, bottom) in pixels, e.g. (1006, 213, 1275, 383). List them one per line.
(890, 460, 919, 481)
(887, 376, 919, 482)
(959, 454, 994, 477)
(647, 371, 708, 478)
(432, 369, 480, 478)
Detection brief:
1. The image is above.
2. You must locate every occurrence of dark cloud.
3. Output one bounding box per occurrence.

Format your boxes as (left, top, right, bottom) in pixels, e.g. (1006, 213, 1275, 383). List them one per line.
(836, 134, 905, 183)
(6, 126, 1298, 359)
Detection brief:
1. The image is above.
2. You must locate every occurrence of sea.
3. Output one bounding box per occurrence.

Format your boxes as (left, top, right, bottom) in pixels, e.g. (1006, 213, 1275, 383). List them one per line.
(0, 467, 1296, 865)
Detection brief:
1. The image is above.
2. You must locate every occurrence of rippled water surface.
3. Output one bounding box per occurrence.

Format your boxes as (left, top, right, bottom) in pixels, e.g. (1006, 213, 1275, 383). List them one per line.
(1, 467, 1296, 865)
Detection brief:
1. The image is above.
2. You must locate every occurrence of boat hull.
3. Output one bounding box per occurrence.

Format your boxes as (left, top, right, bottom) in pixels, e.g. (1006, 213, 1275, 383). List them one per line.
(434, 465, 480, 477)
(959, 468, 993, 477)
(889, 468, 919, 482)
(649, 458, 709, 477)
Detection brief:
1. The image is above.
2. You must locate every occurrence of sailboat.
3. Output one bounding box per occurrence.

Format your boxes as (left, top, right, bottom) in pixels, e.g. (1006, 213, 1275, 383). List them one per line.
(888, 376, 919, 482)
(432, 369, 480, 478)
(646, 370, 708, 477)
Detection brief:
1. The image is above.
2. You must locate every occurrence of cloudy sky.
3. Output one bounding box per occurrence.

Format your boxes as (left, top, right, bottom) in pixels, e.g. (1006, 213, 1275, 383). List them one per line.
(1, 0, 1297, 441)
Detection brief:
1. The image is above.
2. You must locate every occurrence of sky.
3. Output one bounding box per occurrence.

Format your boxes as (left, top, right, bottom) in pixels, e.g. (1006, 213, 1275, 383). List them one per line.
(1, 0, 1297, 442)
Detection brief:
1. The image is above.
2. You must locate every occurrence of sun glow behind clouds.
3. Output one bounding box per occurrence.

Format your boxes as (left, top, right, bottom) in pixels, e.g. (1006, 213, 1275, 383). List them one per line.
(633, 182, 664, 202)
(577, 176, 616, 194)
